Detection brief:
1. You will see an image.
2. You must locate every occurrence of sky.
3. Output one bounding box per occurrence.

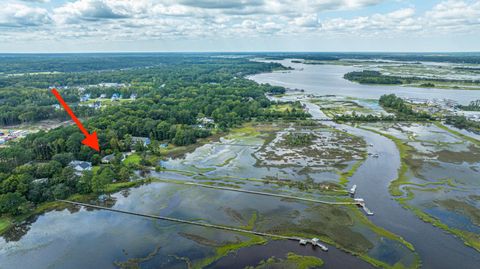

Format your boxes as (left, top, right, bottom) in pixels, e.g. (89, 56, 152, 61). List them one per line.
(0, 0, 479, 52)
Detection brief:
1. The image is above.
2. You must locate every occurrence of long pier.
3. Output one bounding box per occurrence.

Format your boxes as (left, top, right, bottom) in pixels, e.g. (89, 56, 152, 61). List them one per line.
(182, 181, 354, 205)
(57, 199, 328, 251)
(159, 180, 373, 215)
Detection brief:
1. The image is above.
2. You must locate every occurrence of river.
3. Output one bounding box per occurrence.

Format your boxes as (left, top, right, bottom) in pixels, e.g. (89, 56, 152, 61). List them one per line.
(249, 59, 479, 105)
(249, 59, 480, 268)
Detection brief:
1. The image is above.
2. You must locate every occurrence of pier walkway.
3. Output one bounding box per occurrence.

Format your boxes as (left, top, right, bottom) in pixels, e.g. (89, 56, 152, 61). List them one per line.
(181, 181, 355, 205)
(169, 181, 373, 215)
(58, 199, 329, 251)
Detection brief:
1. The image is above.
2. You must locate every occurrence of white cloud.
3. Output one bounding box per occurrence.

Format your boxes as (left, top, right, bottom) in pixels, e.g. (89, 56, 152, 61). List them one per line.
(18, 0, 50, 3)
(320, 8, 418, 35)
(1, 0, 480, 50)
(53, 0, 151, 24)
(292, 14, 321, 28)
(425, 0, 480, 30)
(0, 3, 51, 27)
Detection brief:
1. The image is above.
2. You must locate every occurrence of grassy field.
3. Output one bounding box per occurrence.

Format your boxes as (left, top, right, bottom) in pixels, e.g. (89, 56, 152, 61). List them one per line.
(123, 153, 142, 165)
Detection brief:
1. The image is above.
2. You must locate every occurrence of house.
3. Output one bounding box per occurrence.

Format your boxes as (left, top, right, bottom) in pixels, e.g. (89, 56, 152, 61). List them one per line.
(100, 94, 107, 98)
(99, 83, 125, 88)
(198, 117, 215, 125)
(88, 101, 102, 109)
(111, 93, 121, 101)
(132, 136, 151, 147)
(80, 93, 91, 102)
(32, 178, 48, 184)
(0, 139, 5, 145)
(69, 161, 92, 173)
(130, 93, 137, 100)
(101, 154, 115, 164)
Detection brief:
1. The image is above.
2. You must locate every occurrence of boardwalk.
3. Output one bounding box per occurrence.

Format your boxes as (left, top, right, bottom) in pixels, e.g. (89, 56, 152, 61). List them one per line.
(181, 181, 355, 205)
(57, 199, 329, 251)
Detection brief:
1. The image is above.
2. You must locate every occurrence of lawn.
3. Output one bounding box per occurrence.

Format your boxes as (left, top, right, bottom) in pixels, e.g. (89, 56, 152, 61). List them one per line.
(123, 153, 142, 165)
(0, 217, 12, 234)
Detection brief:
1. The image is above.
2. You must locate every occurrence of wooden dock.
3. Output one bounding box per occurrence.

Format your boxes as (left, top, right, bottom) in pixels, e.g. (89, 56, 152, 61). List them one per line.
(57, 199, 329, 251)
(183, 182, 355, 206)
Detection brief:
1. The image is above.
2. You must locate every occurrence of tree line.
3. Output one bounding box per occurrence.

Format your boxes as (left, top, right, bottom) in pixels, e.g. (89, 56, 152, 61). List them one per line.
(0, 55, 304, 220)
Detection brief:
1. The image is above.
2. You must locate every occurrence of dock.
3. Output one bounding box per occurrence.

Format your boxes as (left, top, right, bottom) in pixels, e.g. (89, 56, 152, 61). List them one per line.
(155, 180, 374, 216)
(183, 181, 354, 206)
(349, 184, 357, 197)
(354, 198, 374, 215)
(298, 238, 328, 251)
(58, 199, 329, 251)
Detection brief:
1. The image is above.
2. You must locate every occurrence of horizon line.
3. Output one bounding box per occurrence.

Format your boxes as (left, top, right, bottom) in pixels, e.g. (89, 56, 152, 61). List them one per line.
(1, 51, 480, 55)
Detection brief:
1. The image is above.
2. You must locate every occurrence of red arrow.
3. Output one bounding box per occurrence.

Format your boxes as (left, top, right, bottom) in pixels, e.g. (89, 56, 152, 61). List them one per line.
(51, 88, 100, 152)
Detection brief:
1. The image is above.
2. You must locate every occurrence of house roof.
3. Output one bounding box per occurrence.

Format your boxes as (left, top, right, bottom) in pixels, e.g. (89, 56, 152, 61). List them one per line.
(102, 154, 115, 161)
(69, 160, 92, 170)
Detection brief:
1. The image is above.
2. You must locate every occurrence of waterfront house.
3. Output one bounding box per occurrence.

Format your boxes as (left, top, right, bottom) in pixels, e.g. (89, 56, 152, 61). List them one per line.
(69, 161, 92, 173)
(132, 136, 151, 147)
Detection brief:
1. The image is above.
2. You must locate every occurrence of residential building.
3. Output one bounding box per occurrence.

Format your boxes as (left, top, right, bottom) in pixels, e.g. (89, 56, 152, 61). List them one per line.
(80, 93, 91, 102)
(101, 154, 115, 164)
(132, 136, 151, 147)
(69, 161, 92, 173)
(111, 93, 121, 101)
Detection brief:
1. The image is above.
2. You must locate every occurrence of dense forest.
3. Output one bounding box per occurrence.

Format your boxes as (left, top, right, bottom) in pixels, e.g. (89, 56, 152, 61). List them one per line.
(0, 55, 308, 220)
(0, 88, 93, 125)
(344, 70, 403, 85)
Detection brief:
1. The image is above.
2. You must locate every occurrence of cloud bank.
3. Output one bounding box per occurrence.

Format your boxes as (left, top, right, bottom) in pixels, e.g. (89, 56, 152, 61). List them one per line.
(1, 0, 479, 51)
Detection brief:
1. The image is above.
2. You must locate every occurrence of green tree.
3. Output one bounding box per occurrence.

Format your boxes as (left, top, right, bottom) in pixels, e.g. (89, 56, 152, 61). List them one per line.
(91, 168, 114, 193)
(0, 192, 29, 215)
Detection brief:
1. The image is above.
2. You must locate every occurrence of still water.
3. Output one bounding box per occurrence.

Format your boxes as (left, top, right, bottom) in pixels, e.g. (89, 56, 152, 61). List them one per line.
(249, 59, 480, 105)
